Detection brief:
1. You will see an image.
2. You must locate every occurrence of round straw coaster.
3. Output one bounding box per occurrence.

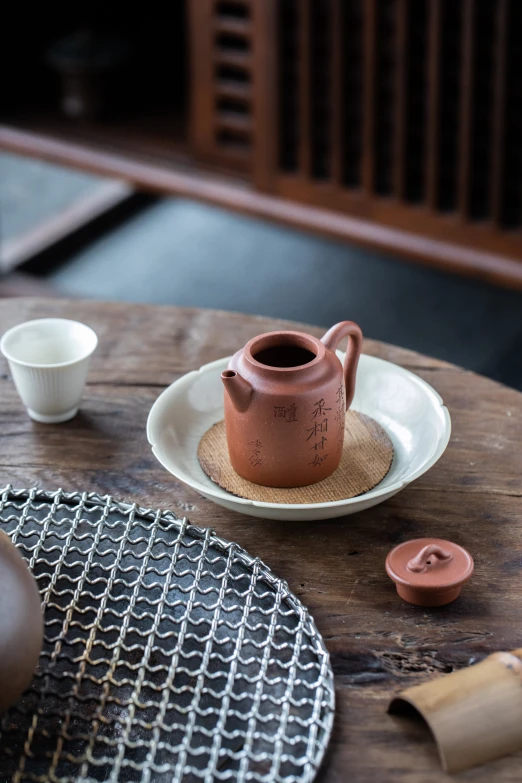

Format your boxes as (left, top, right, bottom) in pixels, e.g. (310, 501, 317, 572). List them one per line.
(197, 410, 394, 504)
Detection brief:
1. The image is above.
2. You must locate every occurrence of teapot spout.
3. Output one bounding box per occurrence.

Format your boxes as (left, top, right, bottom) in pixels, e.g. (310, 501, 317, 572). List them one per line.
(221, 370, 253, 412)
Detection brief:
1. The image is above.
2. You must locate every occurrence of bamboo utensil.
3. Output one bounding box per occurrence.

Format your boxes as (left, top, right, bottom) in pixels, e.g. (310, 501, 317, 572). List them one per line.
(389, 649, 522, 774)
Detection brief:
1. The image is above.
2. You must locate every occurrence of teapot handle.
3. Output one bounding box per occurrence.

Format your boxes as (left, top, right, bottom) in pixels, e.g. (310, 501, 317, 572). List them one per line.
(321, 321, 363, 410)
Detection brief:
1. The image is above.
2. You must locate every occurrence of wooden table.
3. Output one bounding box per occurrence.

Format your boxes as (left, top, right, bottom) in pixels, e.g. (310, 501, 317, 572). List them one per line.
(1, 299, 521, 782)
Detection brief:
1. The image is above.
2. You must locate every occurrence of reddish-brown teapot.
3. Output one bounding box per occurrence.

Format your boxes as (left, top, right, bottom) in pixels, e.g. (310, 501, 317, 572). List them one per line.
(221, 321, 363, 487)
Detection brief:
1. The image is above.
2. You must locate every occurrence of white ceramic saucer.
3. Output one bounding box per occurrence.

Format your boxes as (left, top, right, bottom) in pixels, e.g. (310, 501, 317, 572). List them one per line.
(147, 353, 451, 521)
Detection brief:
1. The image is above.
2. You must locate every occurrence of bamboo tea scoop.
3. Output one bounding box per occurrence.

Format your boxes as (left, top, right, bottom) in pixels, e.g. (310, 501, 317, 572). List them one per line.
(388, 648, 522, 774)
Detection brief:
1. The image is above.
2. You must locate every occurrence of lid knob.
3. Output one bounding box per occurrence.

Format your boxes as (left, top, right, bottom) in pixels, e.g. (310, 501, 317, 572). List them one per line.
(407, 544, 453, 573)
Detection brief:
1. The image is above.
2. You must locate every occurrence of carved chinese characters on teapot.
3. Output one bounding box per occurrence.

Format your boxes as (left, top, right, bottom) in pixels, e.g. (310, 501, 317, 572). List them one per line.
(221, 321, 363, 487)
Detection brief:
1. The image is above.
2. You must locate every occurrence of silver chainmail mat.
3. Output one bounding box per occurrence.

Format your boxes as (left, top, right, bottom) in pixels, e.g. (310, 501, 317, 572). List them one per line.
(0, 487, 335, 783)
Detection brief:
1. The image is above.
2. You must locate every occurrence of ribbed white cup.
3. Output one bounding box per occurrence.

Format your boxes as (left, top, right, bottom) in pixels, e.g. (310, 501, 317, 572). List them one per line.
(1, 318, 98, 423)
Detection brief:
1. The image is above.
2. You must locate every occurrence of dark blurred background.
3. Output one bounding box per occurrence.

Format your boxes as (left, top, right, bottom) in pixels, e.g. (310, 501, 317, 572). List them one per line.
(2, 0, 522, 387)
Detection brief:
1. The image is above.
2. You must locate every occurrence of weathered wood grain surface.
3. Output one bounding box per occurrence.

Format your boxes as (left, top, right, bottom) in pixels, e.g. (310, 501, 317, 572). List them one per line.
(1, 298, 521, 782)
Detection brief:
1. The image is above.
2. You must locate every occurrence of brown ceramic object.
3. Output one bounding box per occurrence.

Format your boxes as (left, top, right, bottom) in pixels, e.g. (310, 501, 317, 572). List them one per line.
(386, 538, 474, 607)
(221, 321, 363, 487)
(0, 530, 43, 715)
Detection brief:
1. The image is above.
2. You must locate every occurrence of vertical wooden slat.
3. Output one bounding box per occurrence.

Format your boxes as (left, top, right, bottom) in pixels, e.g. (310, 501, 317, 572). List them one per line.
(188, 0, 217, 162)
(394, 0, 407, 199)
(330, 0, 342, 186)
(189, 0, 252, 172)
(426, 0, 441, 209)
(252, 0, 278, 191)
(299, 0, 311, 179)
(458, 0, 474, 219)
(490, 0, 508, 225)
(362, 0, 377, 193)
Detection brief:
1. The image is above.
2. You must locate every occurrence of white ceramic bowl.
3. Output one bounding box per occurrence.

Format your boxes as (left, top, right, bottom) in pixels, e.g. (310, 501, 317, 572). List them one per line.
(147, 353, 451, 521)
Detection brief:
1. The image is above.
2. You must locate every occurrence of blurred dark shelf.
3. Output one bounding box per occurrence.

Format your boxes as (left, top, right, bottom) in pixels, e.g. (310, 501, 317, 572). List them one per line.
(4, 109, 190, 169)
(4, 122, 522, 293)
(2, 107, 255, 184)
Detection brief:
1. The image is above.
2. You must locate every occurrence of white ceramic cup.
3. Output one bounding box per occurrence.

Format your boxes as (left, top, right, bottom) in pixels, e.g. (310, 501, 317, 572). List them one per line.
(0, 318, 98, 423)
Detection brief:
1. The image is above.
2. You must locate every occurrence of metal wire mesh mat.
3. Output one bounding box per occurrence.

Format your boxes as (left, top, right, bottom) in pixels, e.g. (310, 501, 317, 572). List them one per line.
(0, 487, 334, 783)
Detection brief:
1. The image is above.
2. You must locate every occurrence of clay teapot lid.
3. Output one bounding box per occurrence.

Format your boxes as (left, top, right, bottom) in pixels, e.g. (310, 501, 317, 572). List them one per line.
(386, 538, 474, 607)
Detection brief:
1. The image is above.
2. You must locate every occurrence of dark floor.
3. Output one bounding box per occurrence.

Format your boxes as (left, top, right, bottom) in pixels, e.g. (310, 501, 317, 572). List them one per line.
(3, 152, 522, 389)
(46, 198, 522, 387)
(0, 151, 105, 244)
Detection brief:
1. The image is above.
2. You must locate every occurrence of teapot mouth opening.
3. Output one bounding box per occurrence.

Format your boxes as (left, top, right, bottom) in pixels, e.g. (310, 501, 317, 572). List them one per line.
(246, 332, 324, 370)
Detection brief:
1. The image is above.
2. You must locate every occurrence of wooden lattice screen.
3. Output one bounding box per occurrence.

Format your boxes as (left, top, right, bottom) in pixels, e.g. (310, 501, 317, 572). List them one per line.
(190, 0, 522, 267)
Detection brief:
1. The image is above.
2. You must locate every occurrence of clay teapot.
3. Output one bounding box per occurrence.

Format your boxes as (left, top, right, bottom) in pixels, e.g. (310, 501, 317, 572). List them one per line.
(221, 321, 363, 487)
(0, 530, 43, 715)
